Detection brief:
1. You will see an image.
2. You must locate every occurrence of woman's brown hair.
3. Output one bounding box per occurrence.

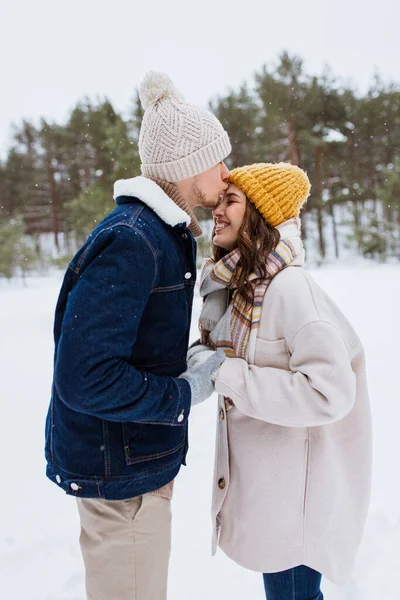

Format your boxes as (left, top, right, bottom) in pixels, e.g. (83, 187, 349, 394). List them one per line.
(211, 198, 280, 306)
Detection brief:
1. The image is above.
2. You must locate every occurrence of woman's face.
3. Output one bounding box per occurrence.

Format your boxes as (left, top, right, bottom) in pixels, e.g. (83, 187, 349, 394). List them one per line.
(212, 183, 247, 251)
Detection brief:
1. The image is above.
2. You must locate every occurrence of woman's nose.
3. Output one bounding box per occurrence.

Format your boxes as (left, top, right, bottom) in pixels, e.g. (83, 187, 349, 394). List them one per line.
(213, 200, 225, 218)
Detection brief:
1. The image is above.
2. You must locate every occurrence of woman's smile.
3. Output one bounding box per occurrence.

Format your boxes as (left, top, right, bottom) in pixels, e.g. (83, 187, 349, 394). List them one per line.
(214, 218, 230, 233)
(212, 183, 247, 251)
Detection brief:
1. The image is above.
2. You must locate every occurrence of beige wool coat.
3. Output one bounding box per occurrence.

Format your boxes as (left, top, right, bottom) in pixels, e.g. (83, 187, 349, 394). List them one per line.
(212, 263, 372, 584)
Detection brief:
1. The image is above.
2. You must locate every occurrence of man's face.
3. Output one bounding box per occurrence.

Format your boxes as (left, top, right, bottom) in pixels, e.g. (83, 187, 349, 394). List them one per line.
(178, 162, 230, 210)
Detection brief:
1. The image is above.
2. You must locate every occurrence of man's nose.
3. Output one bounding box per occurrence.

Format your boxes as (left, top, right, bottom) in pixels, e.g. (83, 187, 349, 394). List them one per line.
(221, 162, 230, 181)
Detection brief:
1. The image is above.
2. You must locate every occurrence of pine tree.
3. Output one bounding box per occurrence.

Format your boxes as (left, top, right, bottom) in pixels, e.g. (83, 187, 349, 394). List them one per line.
(0, 216, 38, 280)
(210, 84, 262, 167)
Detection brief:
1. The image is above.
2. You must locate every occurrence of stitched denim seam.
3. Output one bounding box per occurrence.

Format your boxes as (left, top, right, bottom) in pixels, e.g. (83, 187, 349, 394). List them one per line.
(71, 217, 158, 286)
(48, 461, 104, 480)
(126, 226, 159, 287)
(172, 381, 185, 424)
(151, 284, 185, 293)
(124, 435, 185, 465)
(102, 420, 111, 478)
(110, 222, 159, 286)
(123, 424, 183, 461)
(74, 228, 114, 273)
(48, 454, 182, 481)
(115, 452, 183, 479)
(49, 396, 55, 460)
(135, 419, 181, 426)
(126, 204, 144, 226)
(139, 356, 185, 369)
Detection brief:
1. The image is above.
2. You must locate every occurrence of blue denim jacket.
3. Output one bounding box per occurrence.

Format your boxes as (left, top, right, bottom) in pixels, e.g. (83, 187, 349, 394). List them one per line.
(45, 177, 196, 499)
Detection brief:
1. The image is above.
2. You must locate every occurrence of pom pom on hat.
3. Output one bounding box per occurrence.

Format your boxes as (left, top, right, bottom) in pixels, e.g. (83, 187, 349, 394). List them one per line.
(138, 71, 231, 181)
(139, 71, 183, 110)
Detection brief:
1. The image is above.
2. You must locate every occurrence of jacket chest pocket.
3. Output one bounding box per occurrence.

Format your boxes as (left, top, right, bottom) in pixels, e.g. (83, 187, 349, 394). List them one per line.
(122, 422, 186, 466)
(254, 338, 290, 370)
(146, 286, 190, 333)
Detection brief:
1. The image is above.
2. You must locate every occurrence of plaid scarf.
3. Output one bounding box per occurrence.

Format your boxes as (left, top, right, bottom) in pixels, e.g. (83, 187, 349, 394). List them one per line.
(199, 217, 304, 363)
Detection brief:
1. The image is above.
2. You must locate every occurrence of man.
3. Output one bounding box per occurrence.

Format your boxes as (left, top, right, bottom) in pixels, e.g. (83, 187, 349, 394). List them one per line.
(44, 71, 231, 600)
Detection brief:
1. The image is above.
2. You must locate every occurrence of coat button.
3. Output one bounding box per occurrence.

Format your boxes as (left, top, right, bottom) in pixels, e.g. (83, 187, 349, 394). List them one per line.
(70, 482, 79, 491)
(218, 477, 226, 490)
(177, 410, 184, 423)
(56, 475, 61, 484)
(219, 409, 225, 420)
(184, 272, 192, 279)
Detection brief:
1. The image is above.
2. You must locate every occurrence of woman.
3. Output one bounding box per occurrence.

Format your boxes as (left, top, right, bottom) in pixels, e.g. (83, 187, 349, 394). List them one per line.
(189, 163, 372, 599)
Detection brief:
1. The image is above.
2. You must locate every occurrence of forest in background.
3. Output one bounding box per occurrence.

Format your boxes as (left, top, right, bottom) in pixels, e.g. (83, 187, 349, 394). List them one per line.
(0, 52, 399, 278)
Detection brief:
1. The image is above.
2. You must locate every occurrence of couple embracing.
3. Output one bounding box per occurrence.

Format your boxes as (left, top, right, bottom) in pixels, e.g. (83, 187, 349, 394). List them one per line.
(45, 72, 372, 600)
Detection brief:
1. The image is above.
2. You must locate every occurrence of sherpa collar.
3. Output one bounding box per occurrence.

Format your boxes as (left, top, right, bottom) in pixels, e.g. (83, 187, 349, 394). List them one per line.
(113, 176, 191, 228)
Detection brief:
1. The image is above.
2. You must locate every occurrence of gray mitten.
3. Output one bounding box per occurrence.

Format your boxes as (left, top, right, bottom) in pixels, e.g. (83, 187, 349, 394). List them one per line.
(187, 343, 215, 369)
(179, 349, 225, 406)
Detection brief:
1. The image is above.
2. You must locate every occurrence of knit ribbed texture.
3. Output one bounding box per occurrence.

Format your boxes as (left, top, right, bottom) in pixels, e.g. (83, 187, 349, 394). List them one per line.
(150, 177, 203, 237)
(229, 162, 311, 227)
(139, 72, 231, 182)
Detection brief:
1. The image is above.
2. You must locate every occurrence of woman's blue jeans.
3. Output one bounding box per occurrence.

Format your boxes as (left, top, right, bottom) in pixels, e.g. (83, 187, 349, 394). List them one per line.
(263, 565, 323, 600)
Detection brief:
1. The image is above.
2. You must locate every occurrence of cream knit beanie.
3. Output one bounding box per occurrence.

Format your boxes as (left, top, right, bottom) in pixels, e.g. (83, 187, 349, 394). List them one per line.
(138, 72, 231, 182)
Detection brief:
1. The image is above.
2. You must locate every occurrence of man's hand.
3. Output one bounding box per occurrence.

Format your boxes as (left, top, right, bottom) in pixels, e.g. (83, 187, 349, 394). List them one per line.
(180, 350, 225, 405)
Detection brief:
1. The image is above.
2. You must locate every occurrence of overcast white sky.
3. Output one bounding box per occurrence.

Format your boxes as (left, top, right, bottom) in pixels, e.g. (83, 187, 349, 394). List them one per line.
(0, 0, 398, 157)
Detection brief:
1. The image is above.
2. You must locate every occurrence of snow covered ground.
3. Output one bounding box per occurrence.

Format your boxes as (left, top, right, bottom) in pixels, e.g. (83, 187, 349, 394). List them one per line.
(1, 262, 399, 599)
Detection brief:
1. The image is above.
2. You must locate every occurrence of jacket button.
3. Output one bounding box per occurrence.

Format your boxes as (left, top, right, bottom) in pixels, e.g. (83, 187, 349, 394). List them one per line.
(218, 477, 226, 490)
(184, 272, 192, 279)
(182, 232, 188, 239)
(70, 482, 79, 491)
(56, 475, 61, 484)
(219, 409, 225, 420)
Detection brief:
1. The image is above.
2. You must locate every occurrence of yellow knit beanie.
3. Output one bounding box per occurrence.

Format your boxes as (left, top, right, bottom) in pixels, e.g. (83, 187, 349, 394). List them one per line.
(228, 162, 311, 227)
